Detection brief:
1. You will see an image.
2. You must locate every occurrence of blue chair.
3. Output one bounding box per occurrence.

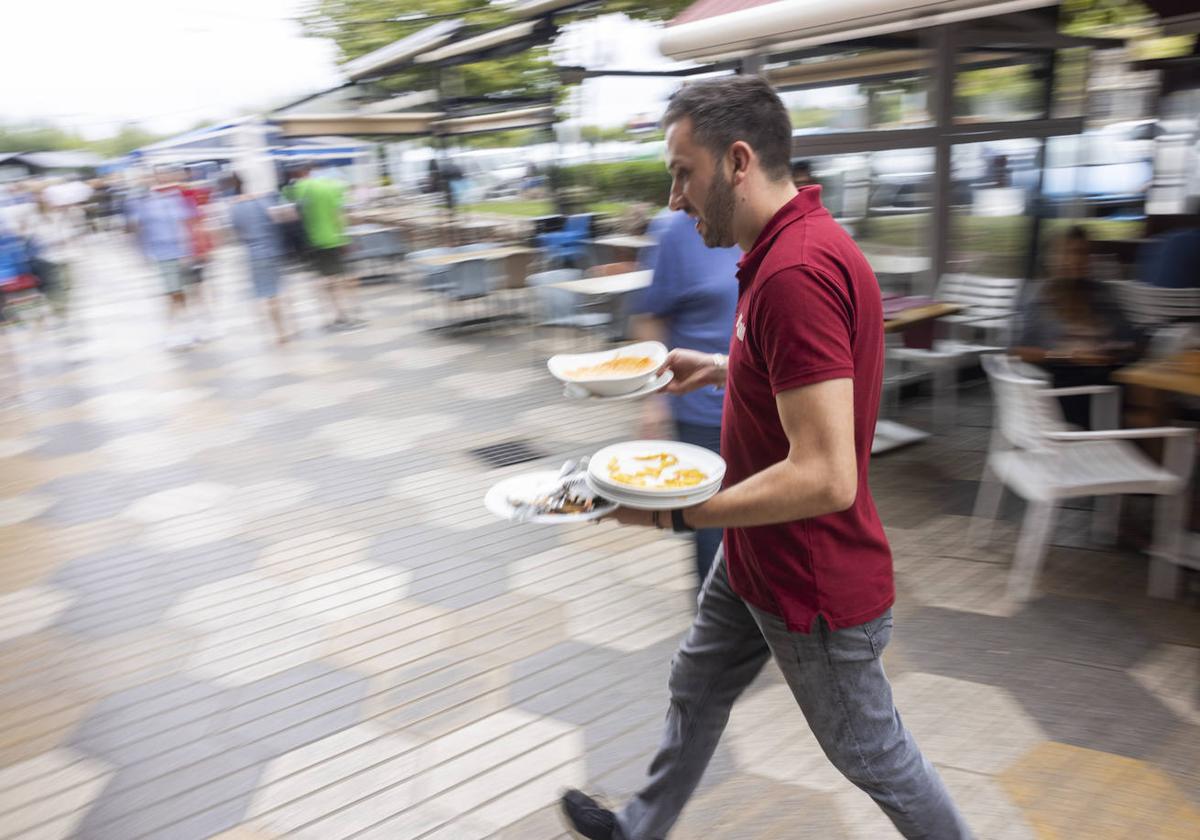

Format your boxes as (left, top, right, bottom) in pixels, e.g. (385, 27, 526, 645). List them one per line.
(535, 214, 593, 267)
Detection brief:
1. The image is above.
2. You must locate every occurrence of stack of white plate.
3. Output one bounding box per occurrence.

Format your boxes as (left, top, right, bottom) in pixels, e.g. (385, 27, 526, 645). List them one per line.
(586, 440, 726, 510)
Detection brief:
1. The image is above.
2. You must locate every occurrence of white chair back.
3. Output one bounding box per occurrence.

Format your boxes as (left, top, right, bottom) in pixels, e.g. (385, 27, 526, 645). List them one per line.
(1110, 280, 1200, 328)
(938, 274, 1023, 319)
(981, 354, 1067, 452)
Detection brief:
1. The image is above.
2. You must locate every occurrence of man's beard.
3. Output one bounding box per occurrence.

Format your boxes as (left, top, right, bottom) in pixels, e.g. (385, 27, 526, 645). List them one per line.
(699, 166, 736, 248)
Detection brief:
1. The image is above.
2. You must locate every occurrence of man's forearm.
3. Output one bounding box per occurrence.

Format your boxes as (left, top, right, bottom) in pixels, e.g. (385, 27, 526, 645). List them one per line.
(684, 455, 856, 529)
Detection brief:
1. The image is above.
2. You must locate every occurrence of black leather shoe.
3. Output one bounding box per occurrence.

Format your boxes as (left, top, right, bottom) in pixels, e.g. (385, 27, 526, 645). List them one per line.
(560, 789, 618, 839)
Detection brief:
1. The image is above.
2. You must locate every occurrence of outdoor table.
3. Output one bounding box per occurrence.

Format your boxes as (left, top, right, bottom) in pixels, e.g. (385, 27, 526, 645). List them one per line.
(874, 301, 966, 454)
(588, 234, 656, 264)
(407, 245, 537, 268)
(548, 270, 653, 341)
(1113, 350, 1200, 581)
(1113, 351, 1200, 398)
(548, 270, 653, 298)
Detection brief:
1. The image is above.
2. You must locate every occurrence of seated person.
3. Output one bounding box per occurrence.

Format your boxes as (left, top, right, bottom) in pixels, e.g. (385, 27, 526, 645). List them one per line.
(1012, 227, 1144, 427)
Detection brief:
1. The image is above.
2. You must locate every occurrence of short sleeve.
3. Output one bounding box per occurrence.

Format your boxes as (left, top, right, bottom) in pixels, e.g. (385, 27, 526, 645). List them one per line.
(752, 266, 855, 395)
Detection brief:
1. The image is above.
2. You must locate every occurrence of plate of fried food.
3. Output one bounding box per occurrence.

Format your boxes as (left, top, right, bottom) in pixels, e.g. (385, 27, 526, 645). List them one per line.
(548, 341, 669, 399)
(586, 440, 725, 510)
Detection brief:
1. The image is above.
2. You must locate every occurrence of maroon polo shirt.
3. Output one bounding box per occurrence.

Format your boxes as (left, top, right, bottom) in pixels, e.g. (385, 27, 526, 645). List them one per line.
(720, 186, 893, 632)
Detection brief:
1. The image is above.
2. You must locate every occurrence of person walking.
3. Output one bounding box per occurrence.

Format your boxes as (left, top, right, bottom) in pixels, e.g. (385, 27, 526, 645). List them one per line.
(561, 76, 970, 840)
(630, 207, 739, 585)
(125, 170, 200, 349)
(290, 163, 364, 331)
(224, 173, 292, 345)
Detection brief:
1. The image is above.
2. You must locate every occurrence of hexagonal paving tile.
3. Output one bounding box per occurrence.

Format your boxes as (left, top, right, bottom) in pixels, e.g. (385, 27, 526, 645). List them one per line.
(437, 369, 540, 401)
(508, 537, 694, 652)
(121, 481, 231, 524)
(0, 492, 54, 527)
(388, 467, 502, 532)
(313, 414, 460, 460)
(165, 572, 332, 687)
(0, 432, 48, 458)
(0, 584, 74, 643)
(1130, 643, 1200, 727)
(321, 601, 457, 676)
(213, 662, 370, 756)
(890, 673, 1046, 774)
(1001, 741, 1200, 838)
(282, 562, 411, 623)
(0, 747, 114, 839)
(256, 529, 373, 583)
(377, 343, 474, 369)
(246, 722, 426, 837)
(726, 679, 850, 793)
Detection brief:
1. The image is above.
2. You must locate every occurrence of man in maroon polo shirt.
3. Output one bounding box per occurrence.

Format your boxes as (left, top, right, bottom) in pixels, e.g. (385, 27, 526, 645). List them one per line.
(561, 77, 970, 840)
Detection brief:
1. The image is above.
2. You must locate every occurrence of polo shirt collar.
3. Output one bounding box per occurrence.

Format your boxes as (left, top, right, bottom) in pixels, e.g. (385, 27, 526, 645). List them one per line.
(736, 185, 823, 290)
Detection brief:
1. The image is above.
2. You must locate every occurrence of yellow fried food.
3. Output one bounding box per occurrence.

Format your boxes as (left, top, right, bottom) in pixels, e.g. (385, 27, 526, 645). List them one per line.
(566, 355, 655, 379)
(607, 454, 707, 489)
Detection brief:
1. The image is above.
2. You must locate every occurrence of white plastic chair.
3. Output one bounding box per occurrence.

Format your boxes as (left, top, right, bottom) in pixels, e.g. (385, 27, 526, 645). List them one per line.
(889, 274, 1024, 429)
(972, 353, 1195, 601)
(1109, 280, 1200, 330)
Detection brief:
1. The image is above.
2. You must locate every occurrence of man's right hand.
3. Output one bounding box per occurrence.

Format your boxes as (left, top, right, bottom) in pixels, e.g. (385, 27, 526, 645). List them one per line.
(661, 348, 725, 395)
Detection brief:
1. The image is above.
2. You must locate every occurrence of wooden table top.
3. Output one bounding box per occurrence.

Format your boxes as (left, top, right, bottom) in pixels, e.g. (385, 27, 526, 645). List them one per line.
(1114, 352, 1200, 398)
(883, 302, 965, 333)
(407, 245, 537, 267)
(549, 270, 653, 297)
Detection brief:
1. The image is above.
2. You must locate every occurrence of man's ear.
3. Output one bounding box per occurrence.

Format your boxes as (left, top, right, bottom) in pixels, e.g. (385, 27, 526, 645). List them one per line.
(728, 141, 753, 185)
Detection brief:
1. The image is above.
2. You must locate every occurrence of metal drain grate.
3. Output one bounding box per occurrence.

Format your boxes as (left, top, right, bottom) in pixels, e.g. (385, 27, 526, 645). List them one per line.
(470, 439, 547, 469)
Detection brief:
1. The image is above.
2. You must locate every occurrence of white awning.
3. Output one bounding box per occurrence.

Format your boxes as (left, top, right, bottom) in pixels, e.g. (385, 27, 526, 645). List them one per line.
(273, 113, 443, 137)
(432, 105, 557, 135)
(416, 20, 541, 64)
(659, 0, 1057, 62)
(343, 20, 463, 81)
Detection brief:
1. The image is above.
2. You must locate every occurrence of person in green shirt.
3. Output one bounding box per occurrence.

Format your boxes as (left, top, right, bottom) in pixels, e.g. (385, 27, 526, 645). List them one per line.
(291, 163, 363, 331)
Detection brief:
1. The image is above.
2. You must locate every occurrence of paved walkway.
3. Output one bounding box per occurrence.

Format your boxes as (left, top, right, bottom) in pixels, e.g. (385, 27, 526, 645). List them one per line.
(0, 236, 1197, 839)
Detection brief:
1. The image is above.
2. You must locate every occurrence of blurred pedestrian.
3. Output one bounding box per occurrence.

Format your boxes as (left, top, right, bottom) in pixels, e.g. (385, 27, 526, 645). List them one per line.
(561, 76, 970, 840)
(631, 207, 739, 584)
(223, 173, 292, 345)
(125, 170, 200, 349)
(290, 163, 364, 331)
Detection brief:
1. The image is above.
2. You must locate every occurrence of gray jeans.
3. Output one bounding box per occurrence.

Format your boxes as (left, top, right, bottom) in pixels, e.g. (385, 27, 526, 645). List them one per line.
(616, 551, 971, 840)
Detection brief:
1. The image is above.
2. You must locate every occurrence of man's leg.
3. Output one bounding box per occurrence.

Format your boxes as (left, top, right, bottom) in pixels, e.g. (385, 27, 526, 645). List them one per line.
(612, 552, 771, 840)
(749, 607, 971, 840)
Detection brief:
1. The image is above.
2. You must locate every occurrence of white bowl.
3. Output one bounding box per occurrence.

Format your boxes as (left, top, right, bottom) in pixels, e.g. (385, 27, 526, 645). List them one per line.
(547, 341, 668, 397)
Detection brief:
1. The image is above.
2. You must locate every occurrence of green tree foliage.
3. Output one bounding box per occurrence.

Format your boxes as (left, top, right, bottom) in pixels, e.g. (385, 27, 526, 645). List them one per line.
(300, 0, 561, 97)
(0, 121, 165, 158)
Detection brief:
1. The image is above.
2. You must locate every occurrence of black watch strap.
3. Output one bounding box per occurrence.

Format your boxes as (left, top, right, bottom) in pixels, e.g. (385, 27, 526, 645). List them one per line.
(672, 509, 694, 533)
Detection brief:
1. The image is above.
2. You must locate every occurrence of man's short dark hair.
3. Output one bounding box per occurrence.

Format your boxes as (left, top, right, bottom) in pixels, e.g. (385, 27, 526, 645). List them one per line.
(663, 75, 793, 182)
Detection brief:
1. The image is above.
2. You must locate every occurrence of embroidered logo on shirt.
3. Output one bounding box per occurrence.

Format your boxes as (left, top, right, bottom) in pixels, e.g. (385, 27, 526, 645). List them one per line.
(735, 311, 746, 342)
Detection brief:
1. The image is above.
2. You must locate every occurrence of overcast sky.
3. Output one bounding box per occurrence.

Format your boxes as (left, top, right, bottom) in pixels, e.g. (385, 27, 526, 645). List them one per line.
(1, 1, 343, 138)
(1, 2, 684, 139)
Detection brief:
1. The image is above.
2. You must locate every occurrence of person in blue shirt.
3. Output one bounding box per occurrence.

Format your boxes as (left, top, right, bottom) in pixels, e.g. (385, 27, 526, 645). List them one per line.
(125, 171, 198, 349)
(630, 208, 740, 584)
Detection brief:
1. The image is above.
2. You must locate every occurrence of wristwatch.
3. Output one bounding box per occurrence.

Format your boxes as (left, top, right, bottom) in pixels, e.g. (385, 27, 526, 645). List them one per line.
(672, 509, 694, 533)
(711, 353, 727, 390)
